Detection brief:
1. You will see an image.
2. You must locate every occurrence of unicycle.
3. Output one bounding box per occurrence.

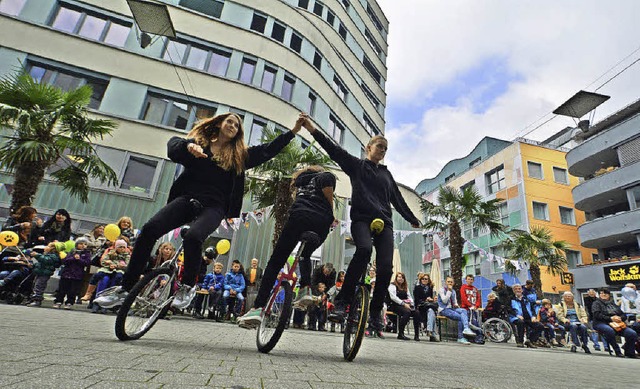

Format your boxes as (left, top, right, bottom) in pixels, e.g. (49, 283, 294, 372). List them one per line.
(341, 218, 383, 361)
(114, 199, 203, 341)
(256, 231, 321, 353)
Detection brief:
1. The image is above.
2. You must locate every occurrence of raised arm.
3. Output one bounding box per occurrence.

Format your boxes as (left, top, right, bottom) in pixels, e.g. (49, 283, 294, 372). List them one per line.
(302, 115, 360, 176)
(167, 137, 199, 167)
(246, 116, 303, 169)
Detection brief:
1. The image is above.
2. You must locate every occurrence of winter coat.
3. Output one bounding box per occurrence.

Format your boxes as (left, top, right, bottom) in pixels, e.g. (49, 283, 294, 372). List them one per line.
(201, 272, 225, 291)
(555, 301, 588, 325)
(509, 296, 536, 323)
(99, 249, 130, 274)
(591, 298, 628, 326)
(224, 271, 245, 293)
(33, 252, 61, 277)
(60, 249, 92, 280)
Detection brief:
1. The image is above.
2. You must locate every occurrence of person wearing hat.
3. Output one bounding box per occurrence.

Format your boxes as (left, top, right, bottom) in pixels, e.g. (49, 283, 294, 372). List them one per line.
(92, 239, 130, 313)
(53, 238, 92, 309)
(27, 241, 63, 307)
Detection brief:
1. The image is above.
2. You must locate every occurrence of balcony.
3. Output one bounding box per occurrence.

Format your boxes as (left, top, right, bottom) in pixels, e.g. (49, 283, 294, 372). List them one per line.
(567, 113, 640, 177)
(572, 161, 640, 212)
(578, 208, 640, 249)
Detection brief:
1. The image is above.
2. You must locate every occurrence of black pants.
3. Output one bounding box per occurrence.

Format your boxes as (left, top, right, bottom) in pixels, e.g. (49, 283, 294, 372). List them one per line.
(513, 318, 543, 343)
(336, 221, 394, 317)
(54, 278, 83, 305)
(389, 303, 420, 335)
(123, 197, 225, 290)
(253, 212, 331, 309)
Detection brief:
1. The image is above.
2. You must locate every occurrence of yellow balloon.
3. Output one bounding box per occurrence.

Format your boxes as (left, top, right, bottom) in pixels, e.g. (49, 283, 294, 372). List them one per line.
(0, 231, 19, 247)
(59, 251, 67, 259)
(104, 224, 121, 242)
(216, 239, 231, 255)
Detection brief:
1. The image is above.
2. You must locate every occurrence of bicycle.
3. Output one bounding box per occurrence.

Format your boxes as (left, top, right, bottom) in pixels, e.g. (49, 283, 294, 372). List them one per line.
(114, 199, 202, 341)
(340, 218, 383, 362)
(255, 230, 321, 353)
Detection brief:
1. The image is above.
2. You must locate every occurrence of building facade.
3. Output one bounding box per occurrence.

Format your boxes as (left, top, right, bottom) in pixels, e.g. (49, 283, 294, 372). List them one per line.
(418, 137, 596, 304)
(0, 0, 424, 270)
(566, 99, 640, 300)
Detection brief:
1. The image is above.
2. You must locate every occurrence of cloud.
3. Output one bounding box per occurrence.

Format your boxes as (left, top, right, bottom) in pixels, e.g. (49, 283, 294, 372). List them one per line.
(376, 0, 640, 188)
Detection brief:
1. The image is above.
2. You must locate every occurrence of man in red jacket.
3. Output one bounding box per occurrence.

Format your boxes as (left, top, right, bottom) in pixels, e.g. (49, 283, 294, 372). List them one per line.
(460, 274, 484, 344)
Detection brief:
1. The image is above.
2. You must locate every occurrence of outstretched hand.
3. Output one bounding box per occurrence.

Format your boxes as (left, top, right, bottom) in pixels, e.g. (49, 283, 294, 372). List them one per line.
(187, 143, 207, 158)
(292, 114, 305, 134)
(297, 112, 316, 133)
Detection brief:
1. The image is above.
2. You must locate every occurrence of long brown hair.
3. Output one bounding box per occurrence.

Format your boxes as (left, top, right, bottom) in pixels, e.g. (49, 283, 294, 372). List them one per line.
(290, 165, 325, 193)
(11, 206, 37, 222)
(393, 272, 408, 292)
(187, 112, 248, 175)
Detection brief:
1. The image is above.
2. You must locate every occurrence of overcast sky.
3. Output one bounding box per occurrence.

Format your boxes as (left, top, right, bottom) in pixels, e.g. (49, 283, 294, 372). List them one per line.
(376, 0, 640, 189)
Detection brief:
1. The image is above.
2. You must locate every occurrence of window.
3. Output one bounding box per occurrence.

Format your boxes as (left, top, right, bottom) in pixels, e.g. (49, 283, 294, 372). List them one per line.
(527, 161, 543, 179)
(289, 32, 302, 53)
(469, 157, 481, 168)
(281, 75, 295, 101)
(185, 45, 208, 70)
(366, 4, 384, 33)
(442, 258, 451, 278)
(326, 10, 335, 26)
(250, 13, 267, 33)
(363, 56, 381, 84)
(566, 250, 582, 268)
(248, 120, 265, 146)
(559, 206, 575, 225)
(592, 253, 599, 262)
(179, 0, 224, 18)
(444, 173, 456, 183)
(338, 23, 347, 40)
(328, 115, 344, 143)
(553, 167, 569, 184)
(442, 230, 449, 247)
(313, 51, 322, 70)
(261, 66, 276, 92)
(424, 234, 434, 252)
(361, 84, 380, 110)
(362, 114, 379, 136)
(460, 180, 476, 193)
(0, 0, 26, 16)
(207, 49, 231, 77)
(306, 93, 317, 115)
(271, 22, 285, 43)
(497, 202, 509, 226)
(313, 2, 323, 16)
(364, 29, 382, 56)
(491, 246, 507, 274)
(239, 58, 256, 84)
(486, 165, 505, 194)
(163, 40, 187, 63)
(340, 0, 350, 10)
(465, 252, 482, 276)
(462, 220, 478, 240)
(28, 63, 108, 110)
(121, 156, 158, 194)
(631, 185, 640, 209)
(298, 0, 309, 9)
(532, 201, 549, 221)
(140, 92, 216, 131)
(332, 76, 348, 101)
(50, 4, 131, 47)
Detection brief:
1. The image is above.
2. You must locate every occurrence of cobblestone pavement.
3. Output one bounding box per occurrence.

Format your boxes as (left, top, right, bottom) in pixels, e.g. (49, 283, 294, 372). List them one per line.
(0, 303, 637, 388)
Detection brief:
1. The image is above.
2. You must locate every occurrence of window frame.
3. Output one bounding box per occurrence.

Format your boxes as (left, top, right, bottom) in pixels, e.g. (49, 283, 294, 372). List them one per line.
(497, 201, 509, 227)
(270, 21, 286, 43)
(238, 57, 257, 84)
(49, 3, 132, 48)
(485, 165, 505, 194)
(565, 249, 582, 268)
(527, 161, 544, 180)
(260, 66, 277, 92)
(559, 206, 576, 225)
(532, 201, 549, 221)
(280, 74, 295, 102)
(0, 0, 27, 16)
(313, 51, 322, 70)
(249, 12, 267, 33)
(328, 114, 345, 144)
(139, 91, 217, 132)
(332, 76, 348, 102)
(553, 166, 569, 184)
(289, 32, 302, 53)
(178, 0, 224, 19)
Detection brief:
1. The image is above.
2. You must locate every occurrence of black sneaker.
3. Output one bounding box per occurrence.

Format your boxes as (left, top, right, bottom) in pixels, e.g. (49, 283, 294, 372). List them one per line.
(328, 300, 348, 323)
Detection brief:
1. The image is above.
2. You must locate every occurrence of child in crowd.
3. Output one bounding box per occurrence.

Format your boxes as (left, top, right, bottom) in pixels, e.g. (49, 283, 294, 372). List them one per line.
(539, 299, 565, 347)
(28, 242, 64, 307)
(54, 238, 92, 309)
(223, 260, 246, 320)
(93, 239, 129, 313)
(193, 262, 225, 319)
(308, 282, 328, 331)
(0, 253, 35, 294)
(328, 271, 345, 333)
(116, 216, 136, 247)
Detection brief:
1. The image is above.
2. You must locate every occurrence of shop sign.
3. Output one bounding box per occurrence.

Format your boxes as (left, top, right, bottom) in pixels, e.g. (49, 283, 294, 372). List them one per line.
(603, 262, 640, 284)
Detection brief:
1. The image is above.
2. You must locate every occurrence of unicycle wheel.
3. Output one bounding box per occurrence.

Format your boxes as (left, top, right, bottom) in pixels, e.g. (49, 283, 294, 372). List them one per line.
(342, 285, 369, 361)
(256, 282, 293, 353)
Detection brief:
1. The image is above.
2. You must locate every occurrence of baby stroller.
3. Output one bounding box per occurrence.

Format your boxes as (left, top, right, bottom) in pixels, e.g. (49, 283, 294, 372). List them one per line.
(4, 271, 35, 305)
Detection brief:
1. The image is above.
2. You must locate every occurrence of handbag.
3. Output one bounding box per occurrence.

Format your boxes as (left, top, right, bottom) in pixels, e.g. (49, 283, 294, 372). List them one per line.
(609, 321, 627, 332)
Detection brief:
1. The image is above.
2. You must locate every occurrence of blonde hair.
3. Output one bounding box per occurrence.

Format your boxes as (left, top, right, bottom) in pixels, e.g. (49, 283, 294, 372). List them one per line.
(367, 135, 387, 147)
(117, 216, 134, 230)
(541, 298, 551, 306)
(187, 113, 248, 175)
(291, 165, 325, 192)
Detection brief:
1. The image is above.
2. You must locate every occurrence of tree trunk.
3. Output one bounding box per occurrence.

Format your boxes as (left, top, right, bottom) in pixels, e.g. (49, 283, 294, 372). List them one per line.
(449, 220, 463, 301)
(529, 263, 543, 299)
(271, 179, 294, 248)
(10, 161, 47, 212)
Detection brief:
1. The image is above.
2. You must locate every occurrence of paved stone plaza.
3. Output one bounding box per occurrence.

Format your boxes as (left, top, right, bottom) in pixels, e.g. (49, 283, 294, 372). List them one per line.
(0, 304, 637, 388)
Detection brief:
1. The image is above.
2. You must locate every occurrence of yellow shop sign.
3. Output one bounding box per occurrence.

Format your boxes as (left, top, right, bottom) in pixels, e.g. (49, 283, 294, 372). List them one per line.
(604, 263, 640, 284)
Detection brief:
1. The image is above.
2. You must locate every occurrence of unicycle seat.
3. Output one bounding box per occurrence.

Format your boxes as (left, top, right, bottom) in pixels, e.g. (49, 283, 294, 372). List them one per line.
(300, 231, 321, 247)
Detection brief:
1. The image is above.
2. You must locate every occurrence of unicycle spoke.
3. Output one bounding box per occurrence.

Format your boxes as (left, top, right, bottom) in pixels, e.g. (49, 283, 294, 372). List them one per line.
(342, 285, 369, 361)
(256, 282, 293, 354)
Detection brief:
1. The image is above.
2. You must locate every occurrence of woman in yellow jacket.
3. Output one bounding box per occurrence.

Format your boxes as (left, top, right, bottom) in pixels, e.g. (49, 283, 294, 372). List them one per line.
(555, 291, 590, 354)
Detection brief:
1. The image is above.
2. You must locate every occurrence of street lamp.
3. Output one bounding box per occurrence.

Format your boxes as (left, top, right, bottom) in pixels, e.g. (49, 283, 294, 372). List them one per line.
(126, 0, 176, 48)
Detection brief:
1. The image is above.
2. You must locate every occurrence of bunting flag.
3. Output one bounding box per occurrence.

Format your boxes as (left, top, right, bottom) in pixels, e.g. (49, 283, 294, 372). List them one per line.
(399, 230, 411, 245)
(251, 209, 265, 225)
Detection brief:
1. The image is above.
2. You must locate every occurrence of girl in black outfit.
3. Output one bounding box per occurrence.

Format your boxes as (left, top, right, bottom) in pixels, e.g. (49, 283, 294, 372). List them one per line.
(33, 209, 71, 244)
(1, 206, 41, 248)
(238, 165, 336, 327)
(301, 115, 421, 337)
(388, 272, 420, 341)
(95, 113, 301, 310)
(413, 273, 438, 339)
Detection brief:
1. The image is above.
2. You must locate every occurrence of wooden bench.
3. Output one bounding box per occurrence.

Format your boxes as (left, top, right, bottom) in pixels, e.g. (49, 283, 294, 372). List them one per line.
(436, 315, 462, 341)
(385, 310, 413, 335)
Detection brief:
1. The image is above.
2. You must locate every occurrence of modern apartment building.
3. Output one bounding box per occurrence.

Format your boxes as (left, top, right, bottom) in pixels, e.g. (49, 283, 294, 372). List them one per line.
(566, 99, 640, 298)
(417, 136, 596, 304)
(0, 0, 425, 269)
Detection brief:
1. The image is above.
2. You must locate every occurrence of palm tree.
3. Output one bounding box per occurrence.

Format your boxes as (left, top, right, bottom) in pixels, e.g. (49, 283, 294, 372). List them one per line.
(503, 226, 569, 299)
(421, 185, 505, 297)
(0, 71, 118, 211)
(245, 126, 334, 247)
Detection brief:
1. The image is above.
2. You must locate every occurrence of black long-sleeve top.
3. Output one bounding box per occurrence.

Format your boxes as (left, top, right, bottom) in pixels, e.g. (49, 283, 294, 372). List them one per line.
(413, 283, 435, 305)
(167, 131, 295, 217)
(591, 298, 628, 326)
(310, 130, 420, 227)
